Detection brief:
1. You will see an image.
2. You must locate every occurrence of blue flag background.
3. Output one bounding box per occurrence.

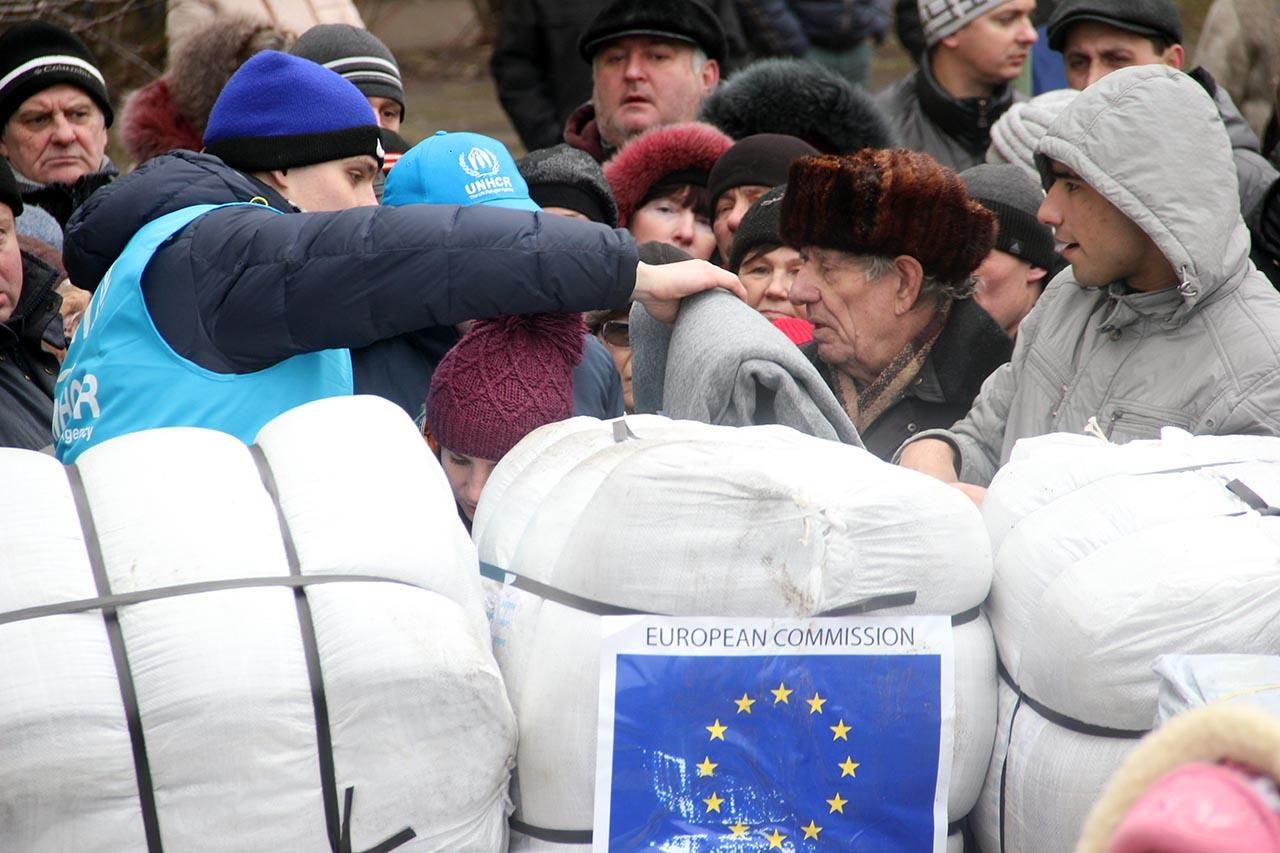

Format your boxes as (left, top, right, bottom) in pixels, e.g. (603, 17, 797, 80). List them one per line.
(606, 653, 942, 851)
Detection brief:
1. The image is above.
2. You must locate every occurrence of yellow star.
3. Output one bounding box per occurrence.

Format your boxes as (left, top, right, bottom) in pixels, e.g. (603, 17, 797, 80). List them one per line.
(734, 692, 756, 714)
(827, 792, 847, 814)
(802, 820, 822, 840)
(830, 719, 851, 740)
(838, 756, 860, 777)
(696, 756, 718, 777)
(763, 828, 786, 849)
(771, 682, 793, 704)
(703, 792, 724, 813)
(706, 719, 727, 741)
(728, 822, 749, 838)
(806, 692, 827, 714)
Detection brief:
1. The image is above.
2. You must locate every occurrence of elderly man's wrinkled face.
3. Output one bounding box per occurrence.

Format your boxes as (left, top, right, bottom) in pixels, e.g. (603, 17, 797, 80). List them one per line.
(789, 248, 909, 385)
(0, 84, 108, 185)
(592, 36, 718, 149)
(0, 204, 23, 323)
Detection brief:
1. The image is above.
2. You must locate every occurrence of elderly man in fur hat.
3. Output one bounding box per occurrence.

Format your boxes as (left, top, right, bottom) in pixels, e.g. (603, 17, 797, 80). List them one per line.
(780, 148, 1013, 459)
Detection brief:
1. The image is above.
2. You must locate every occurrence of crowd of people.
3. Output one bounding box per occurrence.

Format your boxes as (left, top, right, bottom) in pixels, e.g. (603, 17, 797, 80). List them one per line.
(5, 0, 1280, 846)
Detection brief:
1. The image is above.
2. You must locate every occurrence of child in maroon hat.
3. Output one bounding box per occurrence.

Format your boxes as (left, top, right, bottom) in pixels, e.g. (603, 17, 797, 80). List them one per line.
(423, 312, 585, 527)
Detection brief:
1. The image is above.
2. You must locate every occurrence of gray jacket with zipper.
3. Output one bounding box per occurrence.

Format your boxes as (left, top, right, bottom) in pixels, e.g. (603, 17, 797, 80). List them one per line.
(902, 65, 1280, 485)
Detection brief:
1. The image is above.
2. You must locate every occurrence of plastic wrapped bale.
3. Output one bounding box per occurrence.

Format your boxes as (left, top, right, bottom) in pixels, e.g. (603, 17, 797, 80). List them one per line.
(0, 395, 517, 851)
(473, 416, 998, 849)
(976, 431, 1280, 853)
(1154, 654, 1280, 723)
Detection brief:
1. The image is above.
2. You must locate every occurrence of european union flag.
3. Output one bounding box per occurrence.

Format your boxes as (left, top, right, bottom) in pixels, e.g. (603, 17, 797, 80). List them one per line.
(605, 653, 942, 851)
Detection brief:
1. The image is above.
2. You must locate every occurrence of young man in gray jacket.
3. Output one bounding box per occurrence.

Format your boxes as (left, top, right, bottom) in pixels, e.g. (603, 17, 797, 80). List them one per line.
(899, 65, 1280, 503)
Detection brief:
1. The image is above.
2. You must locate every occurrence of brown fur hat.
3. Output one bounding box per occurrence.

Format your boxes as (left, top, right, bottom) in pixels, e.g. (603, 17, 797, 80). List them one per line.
(780, 149, 995, 284)
(121, 16, 291, 164)
(603, 122, 734, 227)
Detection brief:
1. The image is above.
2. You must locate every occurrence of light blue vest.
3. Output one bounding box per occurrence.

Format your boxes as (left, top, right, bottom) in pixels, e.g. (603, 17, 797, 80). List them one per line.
(53, 203, 353, 462)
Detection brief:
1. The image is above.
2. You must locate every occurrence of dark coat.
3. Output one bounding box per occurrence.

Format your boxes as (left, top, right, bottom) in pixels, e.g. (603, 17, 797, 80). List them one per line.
(62, 151, 638, 417)
(874, 58, 1018, 172)
(735, 0, 890, 56)
(803, 297, 1013, 460)
(15, 161, 117, 230)
(493, 0, 749, 153)
(0, 251, 63, 450)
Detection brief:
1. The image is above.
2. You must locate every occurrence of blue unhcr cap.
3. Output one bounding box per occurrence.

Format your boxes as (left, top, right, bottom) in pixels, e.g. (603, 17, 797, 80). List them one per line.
(383, 130, 539, 211)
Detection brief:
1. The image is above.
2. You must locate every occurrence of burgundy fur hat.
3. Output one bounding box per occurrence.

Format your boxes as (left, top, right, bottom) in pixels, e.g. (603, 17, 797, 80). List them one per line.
(120, 16, 291, 164)
(425, 313, 586, 462)
(780, 149, 995, 284)
(603, 122, 734, 227)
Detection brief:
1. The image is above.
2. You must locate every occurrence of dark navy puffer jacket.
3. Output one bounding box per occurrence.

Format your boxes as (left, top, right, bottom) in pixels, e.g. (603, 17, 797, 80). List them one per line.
(63, 151, 638, 415)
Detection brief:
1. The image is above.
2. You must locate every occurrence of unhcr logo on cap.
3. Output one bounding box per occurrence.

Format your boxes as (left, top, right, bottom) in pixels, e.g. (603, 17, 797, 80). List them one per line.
(459, 147, 501, 179)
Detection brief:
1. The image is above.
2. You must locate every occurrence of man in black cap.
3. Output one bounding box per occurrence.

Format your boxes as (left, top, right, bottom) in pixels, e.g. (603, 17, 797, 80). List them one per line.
(0, 21, 117, 230)
(0, 157, 64, 449)
(1046, 0, 1280, 285)
(564, 0, 728, 162)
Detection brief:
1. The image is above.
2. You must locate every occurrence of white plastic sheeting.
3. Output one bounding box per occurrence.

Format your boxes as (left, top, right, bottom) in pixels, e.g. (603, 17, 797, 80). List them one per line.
(473, 416, 998, 848)
(978, 430, 1280, 853)
(0, 395, 516, 852)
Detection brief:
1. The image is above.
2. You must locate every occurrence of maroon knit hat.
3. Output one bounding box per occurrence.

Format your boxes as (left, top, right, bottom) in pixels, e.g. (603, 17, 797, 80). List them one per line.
(603, 121, 734, 227)
(425, 313, 586, 461)
(780, 149, 995, 284)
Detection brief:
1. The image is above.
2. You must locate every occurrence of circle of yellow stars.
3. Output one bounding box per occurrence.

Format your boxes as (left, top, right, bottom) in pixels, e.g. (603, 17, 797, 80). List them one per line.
(691, 682, 862, 847)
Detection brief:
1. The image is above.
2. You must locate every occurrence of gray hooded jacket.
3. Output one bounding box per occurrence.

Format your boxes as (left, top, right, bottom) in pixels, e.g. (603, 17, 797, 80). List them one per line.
(905, 65, 1280, 485)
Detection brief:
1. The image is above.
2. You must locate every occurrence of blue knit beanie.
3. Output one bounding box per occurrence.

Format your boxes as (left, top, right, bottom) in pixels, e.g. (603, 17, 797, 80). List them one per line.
(203, 50, 382, 172)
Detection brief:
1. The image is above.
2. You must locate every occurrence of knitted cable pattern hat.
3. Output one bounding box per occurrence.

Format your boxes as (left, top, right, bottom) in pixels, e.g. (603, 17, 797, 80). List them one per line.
(425, 313, 586, 461)
(0, 21, 112, 129)
(919, 0, 1010, 47)
(203, 51, 382, 172)
(959, 164, 1057, 271)
(292, 24, 405, 119)
(781, 150, 995, 284)
(604, 121, 733, 227)
(707, 134, 817, 215)
(699, 58, 897, 155)
(985, 88, 1079, 183)
(517, 143, 619, 228)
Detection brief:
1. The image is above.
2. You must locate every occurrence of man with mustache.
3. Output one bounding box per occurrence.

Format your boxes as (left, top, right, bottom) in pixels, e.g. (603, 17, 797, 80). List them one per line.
(876, 0, 1037, 171)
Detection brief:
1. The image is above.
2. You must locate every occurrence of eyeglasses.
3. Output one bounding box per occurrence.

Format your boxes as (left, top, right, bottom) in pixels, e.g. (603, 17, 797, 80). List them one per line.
(597, 320, 630, 348)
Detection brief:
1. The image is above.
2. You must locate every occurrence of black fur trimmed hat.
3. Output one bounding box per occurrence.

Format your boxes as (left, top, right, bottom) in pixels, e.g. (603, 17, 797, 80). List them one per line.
(699, 58, 897, 155)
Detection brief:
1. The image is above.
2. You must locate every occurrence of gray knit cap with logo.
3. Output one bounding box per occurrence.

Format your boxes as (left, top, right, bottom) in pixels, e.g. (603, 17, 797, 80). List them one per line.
(291, 24, 405, 118)
(918, 0, 1010, 46)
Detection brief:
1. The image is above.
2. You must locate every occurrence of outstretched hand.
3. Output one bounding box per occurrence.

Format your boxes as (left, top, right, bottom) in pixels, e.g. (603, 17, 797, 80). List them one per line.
(632, 259, 748, 324)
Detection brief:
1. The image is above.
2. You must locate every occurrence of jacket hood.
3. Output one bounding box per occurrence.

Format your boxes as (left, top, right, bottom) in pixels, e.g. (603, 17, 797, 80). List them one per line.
(62, 150, 287, 291)
(1035, 65, 1250, 318)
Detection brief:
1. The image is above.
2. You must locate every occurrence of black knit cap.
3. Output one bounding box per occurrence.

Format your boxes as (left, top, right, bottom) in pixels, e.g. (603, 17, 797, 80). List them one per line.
(0, 157, 23, 216)
(517, 143, 619, 228)
(707, 134, 817, 216)
(959, 164, 1058, 271)
(0, 21, 113, 130)
(728, 184, 785, 272)
(1046, 0, 1183, 52)
(578, 0, 728, 65)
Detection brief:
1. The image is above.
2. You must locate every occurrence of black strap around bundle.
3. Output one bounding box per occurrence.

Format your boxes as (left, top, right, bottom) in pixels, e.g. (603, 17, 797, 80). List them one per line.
(56, 454, 417, 852)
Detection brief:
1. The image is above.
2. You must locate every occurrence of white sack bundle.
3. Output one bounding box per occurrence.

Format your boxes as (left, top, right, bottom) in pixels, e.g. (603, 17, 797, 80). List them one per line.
(0, 395, 516, 852)
(473, 416, 997, 848)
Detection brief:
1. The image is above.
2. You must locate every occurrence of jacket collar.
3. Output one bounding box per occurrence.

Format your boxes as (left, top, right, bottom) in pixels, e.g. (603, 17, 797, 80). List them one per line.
(0, 251, 63, 350)
(914, 56, 1016, 156)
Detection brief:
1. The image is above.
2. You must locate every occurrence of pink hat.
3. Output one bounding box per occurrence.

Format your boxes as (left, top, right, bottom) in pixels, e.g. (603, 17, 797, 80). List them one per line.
(1110, 762, 1280, 853)
(425, 313, 586, 461)
(603, 121, 734, 227)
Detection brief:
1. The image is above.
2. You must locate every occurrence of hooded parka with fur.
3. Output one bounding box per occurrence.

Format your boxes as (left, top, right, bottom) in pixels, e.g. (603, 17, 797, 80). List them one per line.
(904, 65, 1280, 485)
